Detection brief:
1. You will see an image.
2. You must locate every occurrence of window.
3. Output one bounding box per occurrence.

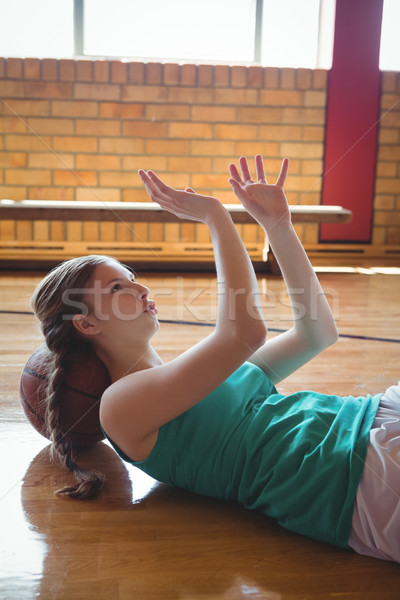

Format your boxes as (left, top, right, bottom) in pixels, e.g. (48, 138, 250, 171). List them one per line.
(0, 0, 73, 58)
(379, 0, 400, 71)
(84, 0, 256, 63)
(0, 0, 341, 70)
(261, 0, 335, 69)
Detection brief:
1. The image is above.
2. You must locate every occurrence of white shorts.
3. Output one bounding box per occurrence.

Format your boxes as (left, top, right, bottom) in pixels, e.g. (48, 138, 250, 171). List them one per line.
(348, 382, 400, 563)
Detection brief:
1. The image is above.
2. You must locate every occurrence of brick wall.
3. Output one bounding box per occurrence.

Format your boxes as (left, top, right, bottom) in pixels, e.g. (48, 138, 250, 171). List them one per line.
(374, 71, 400, 246)
(0, 56, 399, 264)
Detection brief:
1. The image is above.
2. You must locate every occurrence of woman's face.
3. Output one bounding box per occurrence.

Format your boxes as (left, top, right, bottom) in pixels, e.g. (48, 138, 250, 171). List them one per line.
(80, 260, 159, 341)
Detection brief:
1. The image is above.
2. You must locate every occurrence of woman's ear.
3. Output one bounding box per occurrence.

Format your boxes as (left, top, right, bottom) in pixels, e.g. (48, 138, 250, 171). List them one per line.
(72, 314, 99, 337)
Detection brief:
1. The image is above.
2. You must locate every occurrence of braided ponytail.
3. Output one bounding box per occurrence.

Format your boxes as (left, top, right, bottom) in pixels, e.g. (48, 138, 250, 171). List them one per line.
(31, 255, 119, 500)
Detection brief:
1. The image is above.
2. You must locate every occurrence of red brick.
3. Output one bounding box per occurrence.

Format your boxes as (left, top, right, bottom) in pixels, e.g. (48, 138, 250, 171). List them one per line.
(304, 91, 326, 107)
(376, 162, 397, 177)
(0, 57, 5, 78)
(0, 185, 27, 200)
(313, 70, 328, 90)
(169, 122, 212, 138)
(53, 136, 98, 152)
(248, 66, 263, 88)
(122, 85, 168, 102)
(5, 134, 52, 151)
(0, 117, 27, 133)
(99, 137, 145, 154)
(100, 102, 144, 118)
(42, 59, 58, 81)
(192, 173, 229, 189)
(76, 60, 93, 81)
(282, 108, 325, 125)
(280, 141, 324, 158)
(375, 178, 400, 194)
(164, 64, 180, 85)
(6, 169, 51, 185)
(296, 69, 312, 90)
(24, 58, 41, 80)
(0, 81, 25, 97)
(382, 71, 397, 93)
(74, 83, 120, 101)
(302, 126, 325, 141)
(25, 82, 73, 98)
(231, 66, 247, 88)
(52, 100, 98, 117)
(214, 124, 258, 140)
(54, 170, 98, 187)
(191, 140, 235, 156)
(27, 117, 74, 135)
(76, 187, 121, 202)
(146, 139, 190, 155)
(0, 152, 27, 167)
(180, 64, 197, 86)
(100, 171, 144, 187)
(94, 61, 109, 82)
(76, 154, 121, 170)
(127, 62, 145, 84)
(259, 125, 302, 141)
(198, 65, 213, 87)
(281, 69, 296, 89)
(236, 106, 282, 123)
(122, 155, 167, 171)
(146, 63, 163, 84)
(76, 119, 121, 135)
(3, 99, 50, 116)
(191, 105, 236, 122)
(168, 87, 213, 104)
(30, 186, 75, 201)
(123, 121, 167, 137)
(28, 152, 74, 169)
(260, 89, 303, 106)
(214, 65, 230, 87)
(214, 88, 258, 105)
(263, 67, 279, 89)
(145, 104, 190, 121)
(381, 94, 400, 113)
(235, 141, 279, 157)
(59, 60, 75, 81)
(168, 156, 211, 172)
(6, 58, 23, 79)
(301, 160, 324, 175)
(111, 61, 127, 83)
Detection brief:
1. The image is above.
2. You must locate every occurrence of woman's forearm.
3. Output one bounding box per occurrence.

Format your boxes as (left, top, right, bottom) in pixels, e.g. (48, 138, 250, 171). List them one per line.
(266, 221, 338, 344)
(206, 204, 267, 344)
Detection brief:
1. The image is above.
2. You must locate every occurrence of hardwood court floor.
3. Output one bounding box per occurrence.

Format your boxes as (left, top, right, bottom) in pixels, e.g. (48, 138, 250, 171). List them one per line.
(1, 267, 400, 599)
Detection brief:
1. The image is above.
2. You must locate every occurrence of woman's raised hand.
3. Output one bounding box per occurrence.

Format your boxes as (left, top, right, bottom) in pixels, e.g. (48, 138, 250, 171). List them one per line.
(228, 155, 291, 233)
(138, 169, 220, 224)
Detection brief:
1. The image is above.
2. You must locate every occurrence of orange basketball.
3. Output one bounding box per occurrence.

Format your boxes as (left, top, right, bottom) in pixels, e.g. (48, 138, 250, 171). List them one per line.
(20, 345, 111, 447)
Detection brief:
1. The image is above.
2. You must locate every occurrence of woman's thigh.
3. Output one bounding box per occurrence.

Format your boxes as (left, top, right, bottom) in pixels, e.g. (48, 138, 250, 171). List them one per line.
(349, 382, 400, 563)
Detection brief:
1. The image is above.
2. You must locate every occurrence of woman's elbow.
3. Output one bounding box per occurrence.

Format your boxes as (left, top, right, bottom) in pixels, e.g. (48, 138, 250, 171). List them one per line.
(244, 321, 268, 350)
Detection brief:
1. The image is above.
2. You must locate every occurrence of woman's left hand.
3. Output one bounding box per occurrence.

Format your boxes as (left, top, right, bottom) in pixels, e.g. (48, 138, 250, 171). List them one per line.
(139, 169, 221, 224)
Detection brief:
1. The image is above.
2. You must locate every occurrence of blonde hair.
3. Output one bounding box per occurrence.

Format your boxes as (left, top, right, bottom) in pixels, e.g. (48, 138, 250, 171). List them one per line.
(31, 254, 118, 499)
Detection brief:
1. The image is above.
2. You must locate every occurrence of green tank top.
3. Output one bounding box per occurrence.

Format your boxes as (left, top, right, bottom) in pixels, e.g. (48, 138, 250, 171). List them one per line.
(102, 362, 380, 549)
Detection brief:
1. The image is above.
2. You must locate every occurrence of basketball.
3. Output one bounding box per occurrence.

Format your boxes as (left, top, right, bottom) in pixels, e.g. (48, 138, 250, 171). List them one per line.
(19, 345, 111, 447)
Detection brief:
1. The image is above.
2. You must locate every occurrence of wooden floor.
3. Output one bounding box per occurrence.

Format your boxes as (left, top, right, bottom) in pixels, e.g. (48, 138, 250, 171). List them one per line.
(1, 266, 400, 599)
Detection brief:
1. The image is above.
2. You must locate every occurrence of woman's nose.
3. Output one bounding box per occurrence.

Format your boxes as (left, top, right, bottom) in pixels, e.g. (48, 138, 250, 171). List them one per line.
(133, 282, 149, 298)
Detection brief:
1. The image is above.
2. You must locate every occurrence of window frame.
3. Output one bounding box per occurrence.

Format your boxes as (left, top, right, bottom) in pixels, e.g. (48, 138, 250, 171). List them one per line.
(73, 0, 329, 68)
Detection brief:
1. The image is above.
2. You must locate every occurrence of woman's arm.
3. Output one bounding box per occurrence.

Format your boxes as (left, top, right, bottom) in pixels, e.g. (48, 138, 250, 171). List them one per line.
(100, 170, 267, 456)
(228, 155, 339, 384)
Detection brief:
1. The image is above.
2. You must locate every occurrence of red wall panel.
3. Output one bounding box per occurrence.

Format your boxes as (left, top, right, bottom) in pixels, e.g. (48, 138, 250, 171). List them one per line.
(321, 0, 383, 242)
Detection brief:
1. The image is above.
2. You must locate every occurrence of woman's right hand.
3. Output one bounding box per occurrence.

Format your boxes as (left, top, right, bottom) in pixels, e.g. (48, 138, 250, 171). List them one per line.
(228, 155, 291, 234)
(138, 169, 222, 225)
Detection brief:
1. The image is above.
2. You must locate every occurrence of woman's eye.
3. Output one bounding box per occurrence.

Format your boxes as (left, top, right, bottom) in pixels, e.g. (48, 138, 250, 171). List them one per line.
(111, 283, 122, 293)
